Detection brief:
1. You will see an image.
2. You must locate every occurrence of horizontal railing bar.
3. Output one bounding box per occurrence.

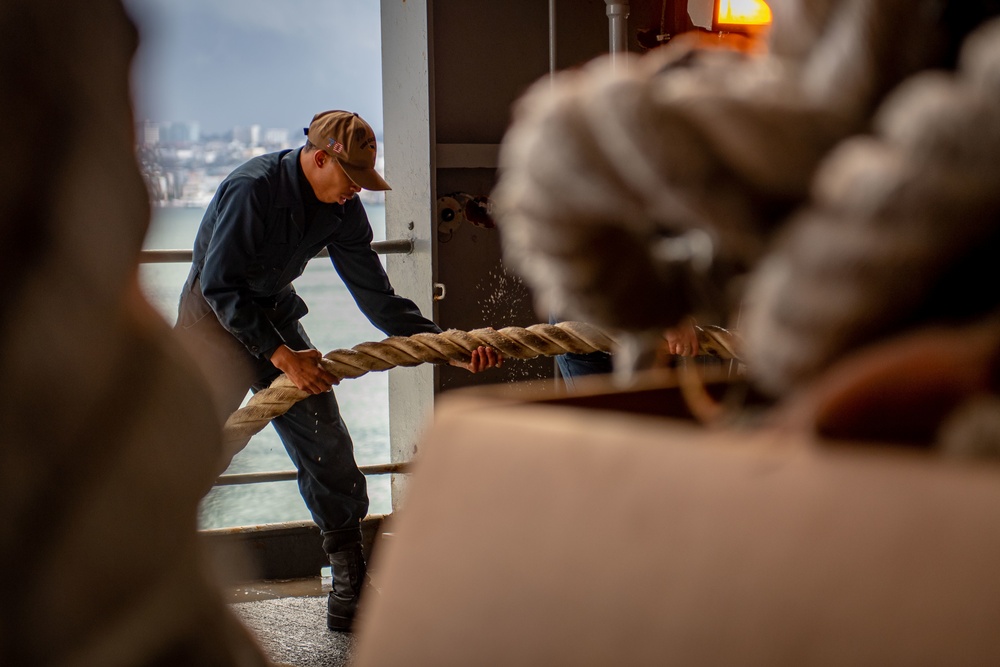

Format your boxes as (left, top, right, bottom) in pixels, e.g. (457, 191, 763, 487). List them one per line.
(142, 249, 195, 263)
(371, 238, 415, 254)
(141, 238, 413, 264)
(215, 461, 411, 487)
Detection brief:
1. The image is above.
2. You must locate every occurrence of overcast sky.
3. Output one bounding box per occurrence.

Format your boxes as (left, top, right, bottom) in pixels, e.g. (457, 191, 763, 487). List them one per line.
(123, 0, 384, 135)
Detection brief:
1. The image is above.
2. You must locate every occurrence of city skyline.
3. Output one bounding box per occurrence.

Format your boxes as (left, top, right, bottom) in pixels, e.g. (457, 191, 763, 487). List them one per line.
(123, 0, 385, 135)
(137, 119, 300, 145)
(136, 117, 386, 208)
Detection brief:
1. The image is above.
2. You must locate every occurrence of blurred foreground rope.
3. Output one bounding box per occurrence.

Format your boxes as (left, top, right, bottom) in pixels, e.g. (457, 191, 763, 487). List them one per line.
(696, 325, 743, 361)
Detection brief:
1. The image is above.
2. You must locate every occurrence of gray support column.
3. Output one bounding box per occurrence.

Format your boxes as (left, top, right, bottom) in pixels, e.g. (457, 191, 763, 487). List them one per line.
(381, 0, 436, 511)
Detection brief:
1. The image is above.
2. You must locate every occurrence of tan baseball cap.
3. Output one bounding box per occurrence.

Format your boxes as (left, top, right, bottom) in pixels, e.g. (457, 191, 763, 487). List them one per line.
(305, 110, 391, 191)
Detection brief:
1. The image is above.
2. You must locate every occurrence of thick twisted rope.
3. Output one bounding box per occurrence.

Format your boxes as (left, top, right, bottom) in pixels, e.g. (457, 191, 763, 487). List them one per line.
(742, 18, 1000, 395)
(223, 321, 617, 446)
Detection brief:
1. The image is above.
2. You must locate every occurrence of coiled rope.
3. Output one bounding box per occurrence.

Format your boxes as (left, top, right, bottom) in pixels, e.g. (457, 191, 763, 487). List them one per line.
(222, 321, 743, 446)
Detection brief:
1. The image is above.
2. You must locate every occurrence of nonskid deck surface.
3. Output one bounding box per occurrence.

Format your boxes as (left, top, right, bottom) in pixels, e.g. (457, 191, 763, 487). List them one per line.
(230, 577, 354, 667)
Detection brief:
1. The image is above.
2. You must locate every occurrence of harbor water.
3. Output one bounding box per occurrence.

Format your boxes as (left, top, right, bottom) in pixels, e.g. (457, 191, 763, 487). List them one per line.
(140, 203, 392, 529)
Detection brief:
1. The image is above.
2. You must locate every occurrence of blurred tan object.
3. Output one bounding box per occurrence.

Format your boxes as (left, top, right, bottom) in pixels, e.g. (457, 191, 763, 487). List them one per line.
(355, 379, 1000, 666)
(0, 1, 270, 664)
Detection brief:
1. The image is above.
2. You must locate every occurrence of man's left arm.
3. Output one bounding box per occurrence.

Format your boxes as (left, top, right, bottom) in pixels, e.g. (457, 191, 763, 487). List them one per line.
(328, 201, 501, 373)
(327, 201, 441, 337)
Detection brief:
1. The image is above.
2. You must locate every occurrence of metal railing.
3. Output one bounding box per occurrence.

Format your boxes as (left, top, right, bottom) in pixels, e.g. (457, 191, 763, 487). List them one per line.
(141, 238, 414, 264)
(216, 461, 411, 486)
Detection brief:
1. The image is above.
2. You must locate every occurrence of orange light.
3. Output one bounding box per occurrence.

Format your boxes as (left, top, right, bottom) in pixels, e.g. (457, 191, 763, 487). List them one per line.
(717, 0, 772, 26)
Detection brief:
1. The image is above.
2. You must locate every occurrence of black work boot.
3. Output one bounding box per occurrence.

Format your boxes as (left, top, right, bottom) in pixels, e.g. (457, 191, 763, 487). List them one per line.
(327, 544, 367, 632)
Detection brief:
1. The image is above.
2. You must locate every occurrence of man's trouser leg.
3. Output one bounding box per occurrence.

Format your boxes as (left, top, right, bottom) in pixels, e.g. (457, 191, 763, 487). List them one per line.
(178, 299, 371, 629)
(260, 386, 372, 632)
(259, 383, 369, 534)
(256, 323, 371, 631)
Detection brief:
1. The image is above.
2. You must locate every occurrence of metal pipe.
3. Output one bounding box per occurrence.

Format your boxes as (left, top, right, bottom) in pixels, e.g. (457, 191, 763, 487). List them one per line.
(216, 461, 411, 487)
(549, 0, 557, 78)
(141, 249, 195, 264)
(140, 238, 414, 264)
(604, 0, 630, 72)
(371, 238, 414, 254)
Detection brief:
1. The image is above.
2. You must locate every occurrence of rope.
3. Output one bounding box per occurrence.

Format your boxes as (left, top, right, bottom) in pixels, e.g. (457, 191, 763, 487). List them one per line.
(696, 325, 743, 361)
(223, 321, 745, 445)
(742, 18, 1000, 395)
(223, 321, 616, 446)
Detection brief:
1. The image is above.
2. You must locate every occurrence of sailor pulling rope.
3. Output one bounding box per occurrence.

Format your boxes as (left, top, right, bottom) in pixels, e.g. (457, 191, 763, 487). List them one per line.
(223, 320, 742, 446)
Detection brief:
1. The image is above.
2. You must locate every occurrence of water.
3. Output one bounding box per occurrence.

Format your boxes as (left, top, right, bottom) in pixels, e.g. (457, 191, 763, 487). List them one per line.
(140, 204, 392, 529)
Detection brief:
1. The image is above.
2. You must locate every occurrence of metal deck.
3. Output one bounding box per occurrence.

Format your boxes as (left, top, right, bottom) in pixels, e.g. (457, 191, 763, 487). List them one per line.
(230, 578, 353, 667)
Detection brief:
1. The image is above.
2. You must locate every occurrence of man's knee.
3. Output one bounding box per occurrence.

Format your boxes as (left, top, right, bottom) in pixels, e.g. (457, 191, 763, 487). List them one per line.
(322, 526, 363, 554)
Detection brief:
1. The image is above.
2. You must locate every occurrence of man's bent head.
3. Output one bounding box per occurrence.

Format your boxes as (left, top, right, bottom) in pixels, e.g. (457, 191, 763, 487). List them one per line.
(304, 110, 390, 191)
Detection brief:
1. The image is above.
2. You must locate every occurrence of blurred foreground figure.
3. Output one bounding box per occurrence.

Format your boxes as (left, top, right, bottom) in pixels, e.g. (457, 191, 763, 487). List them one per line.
(0, 1, 271, 664)
(494, 0, 1000, 449)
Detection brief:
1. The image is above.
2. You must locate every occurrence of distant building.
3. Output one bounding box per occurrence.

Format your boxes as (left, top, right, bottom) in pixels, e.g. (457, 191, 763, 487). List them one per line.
(233, 124, 262, 147)
(135, 121, 309, 206)
(161, 121, 200, 144)
(140, 121, 160, 147)
(264, 127, 291, 148)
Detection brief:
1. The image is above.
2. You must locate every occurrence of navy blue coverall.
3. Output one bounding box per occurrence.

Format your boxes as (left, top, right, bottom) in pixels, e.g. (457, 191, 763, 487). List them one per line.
(176, 147, 439, 553)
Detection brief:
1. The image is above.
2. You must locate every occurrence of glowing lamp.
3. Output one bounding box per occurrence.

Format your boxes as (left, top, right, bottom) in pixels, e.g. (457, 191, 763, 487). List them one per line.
(716, 0, 772, 28)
